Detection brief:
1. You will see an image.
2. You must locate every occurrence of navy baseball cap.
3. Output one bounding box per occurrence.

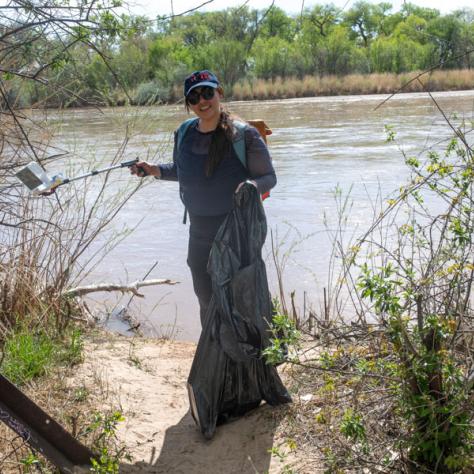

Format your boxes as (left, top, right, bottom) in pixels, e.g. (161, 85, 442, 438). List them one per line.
(184, 70, 220, 97)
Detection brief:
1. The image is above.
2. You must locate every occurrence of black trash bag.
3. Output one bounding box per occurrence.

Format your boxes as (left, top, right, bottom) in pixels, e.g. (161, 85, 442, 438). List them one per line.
(187, 183, 292, 440)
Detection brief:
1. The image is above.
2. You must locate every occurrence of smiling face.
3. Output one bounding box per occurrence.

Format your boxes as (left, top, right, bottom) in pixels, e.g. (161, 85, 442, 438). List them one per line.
(186, 86, 223, 130)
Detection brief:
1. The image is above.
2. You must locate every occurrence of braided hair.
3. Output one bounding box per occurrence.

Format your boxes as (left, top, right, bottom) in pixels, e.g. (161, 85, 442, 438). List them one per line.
(206, 107, 236, 177)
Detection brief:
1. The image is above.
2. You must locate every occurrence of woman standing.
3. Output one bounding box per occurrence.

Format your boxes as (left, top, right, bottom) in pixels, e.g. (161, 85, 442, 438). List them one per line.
(131, 70, 276, 325)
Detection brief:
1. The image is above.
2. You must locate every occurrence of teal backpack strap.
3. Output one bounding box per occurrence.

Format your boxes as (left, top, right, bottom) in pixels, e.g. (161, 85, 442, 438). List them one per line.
(176, 118, 197, 225)
(231, 121, 248, 169)
(177, 118, 199, 150)
(178, 118, 247, 167)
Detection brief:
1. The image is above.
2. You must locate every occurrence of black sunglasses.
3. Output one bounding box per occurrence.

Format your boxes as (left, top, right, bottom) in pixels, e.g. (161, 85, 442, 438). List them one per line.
(186, 86, 215, 105)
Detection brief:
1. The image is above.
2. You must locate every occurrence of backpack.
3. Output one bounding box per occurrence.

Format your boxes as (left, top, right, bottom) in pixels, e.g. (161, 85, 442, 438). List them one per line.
(175, 117, 272, 223)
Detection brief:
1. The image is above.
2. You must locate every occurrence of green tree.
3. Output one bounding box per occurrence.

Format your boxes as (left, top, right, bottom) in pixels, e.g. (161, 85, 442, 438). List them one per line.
(378, 10, 404, 36)
(113, 37, 151, 88)
(401, 2, 440, 21)
(427, 14, 464, 67)
(302, 24, 368, 75)
(303, 4, 339, 38)
(344, 1, 393, 47)
(202, 6, 257, 43)
(454, 9, 474, 68)
(148, 36, 192, 85)
(322, 25, 368, 74)
(80, 50, 116, 103)
(259, 6, 296, 42)
(370, 35, 433, 73)
(167, 13, 212, 47)
(394, 14, 429, 44)
(368, 13, 434, 72)
(252, 36, 297, 79)
(193, 40, 247, 87)
(298, 5, 340, 75)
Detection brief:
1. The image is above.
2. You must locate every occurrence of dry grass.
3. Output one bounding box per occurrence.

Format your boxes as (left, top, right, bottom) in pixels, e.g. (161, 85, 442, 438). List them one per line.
(230, 69, 474, 100)
(275, 329, 400, 473)
(0, 329, 128, 473)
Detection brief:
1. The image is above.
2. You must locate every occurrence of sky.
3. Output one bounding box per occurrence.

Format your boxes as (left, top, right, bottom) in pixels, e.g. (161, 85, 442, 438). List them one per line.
(124, 0, 473, 18)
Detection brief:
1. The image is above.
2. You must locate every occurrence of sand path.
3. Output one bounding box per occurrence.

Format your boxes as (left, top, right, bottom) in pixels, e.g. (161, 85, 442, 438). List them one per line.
(74, 333, 294, 474)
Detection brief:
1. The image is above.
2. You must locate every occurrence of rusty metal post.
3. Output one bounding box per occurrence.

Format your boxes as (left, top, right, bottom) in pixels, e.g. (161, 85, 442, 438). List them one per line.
(0, 374, 94, 473)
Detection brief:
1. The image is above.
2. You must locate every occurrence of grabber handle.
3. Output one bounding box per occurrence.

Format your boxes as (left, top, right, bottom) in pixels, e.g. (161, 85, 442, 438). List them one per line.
(122, 157, 148, 176)
(120, 158, 139, 168)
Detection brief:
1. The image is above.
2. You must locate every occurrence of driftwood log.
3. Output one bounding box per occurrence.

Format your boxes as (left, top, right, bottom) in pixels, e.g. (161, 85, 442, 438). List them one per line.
(63, 278, 179, 298)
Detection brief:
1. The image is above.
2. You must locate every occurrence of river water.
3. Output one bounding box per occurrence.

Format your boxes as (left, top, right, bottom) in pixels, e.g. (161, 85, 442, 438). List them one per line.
(48, 90, 474, 341)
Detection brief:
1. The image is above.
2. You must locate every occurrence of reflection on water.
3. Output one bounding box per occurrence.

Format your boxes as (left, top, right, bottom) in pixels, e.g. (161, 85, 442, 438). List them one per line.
(47, 90, 474, 341)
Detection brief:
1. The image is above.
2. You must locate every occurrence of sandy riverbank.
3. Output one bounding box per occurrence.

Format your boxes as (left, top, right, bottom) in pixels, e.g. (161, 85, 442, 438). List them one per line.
(71, 332, 310, 474)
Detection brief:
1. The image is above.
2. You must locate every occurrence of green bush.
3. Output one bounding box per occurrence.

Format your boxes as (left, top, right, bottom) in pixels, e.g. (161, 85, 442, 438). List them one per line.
(133, 80, 163, 105)
(263, 299, 301, 365)
(83, 411, 130, 473)
(355, 129, 474, 472)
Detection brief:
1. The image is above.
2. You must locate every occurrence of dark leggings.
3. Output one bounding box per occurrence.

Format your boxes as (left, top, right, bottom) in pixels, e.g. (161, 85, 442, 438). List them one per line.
(187, 213, 227, 326)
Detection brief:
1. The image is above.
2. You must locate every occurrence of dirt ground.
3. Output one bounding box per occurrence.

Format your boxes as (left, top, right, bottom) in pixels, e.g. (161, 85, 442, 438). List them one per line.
(72, 332, 312, 474)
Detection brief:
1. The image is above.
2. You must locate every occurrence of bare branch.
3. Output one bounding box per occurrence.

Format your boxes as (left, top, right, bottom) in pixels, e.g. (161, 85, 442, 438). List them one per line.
(159, 0, 214, 20)
(63, 279, 180, 298)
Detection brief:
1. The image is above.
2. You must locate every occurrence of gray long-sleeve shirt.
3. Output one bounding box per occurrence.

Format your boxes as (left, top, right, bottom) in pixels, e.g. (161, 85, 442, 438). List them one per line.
(159, 121, 276, 217)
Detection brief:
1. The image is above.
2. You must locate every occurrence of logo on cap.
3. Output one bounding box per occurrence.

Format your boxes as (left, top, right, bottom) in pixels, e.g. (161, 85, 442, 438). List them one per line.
(184, 70, 219, 96)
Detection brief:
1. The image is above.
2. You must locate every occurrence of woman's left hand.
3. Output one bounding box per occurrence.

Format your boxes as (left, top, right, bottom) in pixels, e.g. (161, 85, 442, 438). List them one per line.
(235, 180, 257, 193)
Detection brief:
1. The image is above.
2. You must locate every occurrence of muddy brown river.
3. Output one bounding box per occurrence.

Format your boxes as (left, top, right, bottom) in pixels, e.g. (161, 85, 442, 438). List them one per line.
(47, 90, 474, 340)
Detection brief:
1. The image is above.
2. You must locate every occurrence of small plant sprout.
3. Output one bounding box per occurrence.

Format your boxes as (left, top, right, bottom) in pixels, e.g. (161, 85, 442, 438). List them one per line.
(263, 299, 301, 365)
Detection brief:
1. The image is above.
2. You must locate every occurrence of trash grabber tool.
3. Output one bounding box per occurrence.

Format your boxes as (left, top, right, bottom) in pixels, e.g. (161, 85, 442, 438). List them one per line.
(15, 158, 143, 195)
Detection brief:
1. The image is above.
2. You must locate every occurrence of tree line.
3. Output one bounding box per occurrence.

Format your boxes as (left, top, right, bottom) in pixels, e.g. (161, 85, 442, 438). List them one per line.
(3, 1, 474, 106)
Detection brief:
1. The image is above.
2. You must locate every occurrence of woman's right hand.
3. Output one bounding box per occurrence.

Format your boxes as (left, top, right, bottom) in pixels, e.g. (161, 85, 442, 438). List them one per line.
(130, 161, 160, 178)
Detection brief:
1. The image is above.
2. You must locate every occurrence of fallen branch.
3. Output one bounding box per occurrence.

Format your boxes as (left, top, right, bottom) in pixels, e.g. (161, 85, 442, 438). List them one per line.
(63, 278, 179, 297)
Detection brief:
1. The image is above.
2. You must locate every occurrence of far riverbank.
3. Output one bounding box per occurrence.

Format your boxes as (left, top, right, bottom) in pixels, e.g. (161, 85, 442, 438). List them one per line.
(115, 69, 474, 106)
(10, 69, 474, 109)
(229, 69, 474, 101)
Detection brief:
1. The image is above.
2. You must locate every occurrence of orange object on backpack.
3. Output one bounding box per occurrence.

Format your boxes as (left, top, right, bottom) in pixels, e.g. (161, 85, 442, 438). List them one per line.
(247, 119, 273, 201)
